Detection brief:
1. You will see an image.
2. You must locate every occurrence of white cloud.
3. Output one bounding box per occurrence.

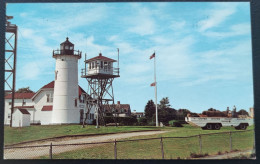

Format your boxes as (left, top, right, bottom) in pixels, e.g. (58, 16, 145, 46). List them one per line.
(126, 7, 156, 36)
(203, 23, 250, 38)
(198, 3, 238, 32)
(170, 20, 186, 30)
(18, 62, 41, 80)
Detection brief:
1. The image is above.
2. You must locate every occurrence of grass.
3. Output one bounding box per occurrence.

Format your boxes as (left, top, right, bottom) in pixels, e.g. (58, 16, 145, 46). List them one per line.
(4, 125, 165, 145)
(37, 124, 255, 159)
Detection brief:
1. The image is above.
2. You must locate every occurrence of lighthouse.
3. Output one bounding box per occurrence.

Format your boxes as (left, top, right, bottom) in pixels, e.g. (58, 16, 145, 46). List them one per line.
(51, 37, 82, 124)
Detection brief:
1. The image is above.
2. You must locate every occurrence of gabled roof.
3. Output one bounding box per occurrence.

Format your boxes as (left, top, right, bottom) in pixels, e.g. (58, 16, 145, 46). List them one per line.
(32, 81, 86, 100)
(5, 92, 35, 99)
(85, 53, 117, 63)
(79, 86, 86, 96)
(42, 105, 53, 111)
(18, 108, 30, 115)
(42, 81, 55, 89)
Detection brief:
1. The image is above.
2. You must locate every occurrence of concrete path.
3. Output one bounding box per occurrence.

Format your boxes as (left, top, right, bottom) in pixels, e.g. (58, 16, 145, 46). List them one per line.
(4, 130, 168, 159)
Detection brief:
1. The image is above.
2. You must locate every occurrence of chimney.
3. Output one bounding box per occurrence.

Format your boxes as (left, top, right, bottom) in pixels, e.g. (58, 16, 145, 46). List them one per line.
(117, 101, 120, 105)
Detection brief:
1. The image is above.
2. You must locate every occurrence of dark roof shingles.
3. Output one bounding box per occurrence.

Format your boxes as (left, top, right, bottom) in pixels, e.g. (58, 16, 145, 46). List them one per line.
(41, 106, 53, 111)
(18, 108, 30, 115)
(5, 93, 35, 99)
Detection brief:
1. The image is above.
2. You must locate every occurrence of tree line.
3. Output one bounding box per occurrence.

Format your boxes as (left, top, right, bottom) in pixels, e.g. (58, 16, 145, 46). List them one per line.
(142, 97, 249, 126)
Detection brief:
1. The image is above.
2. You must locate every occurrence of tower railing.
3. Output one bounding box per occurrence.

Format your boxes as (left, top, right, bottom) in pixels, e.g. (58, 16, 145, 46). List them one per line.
(81, 67, 120, 77)
(52, 50, 82, 58)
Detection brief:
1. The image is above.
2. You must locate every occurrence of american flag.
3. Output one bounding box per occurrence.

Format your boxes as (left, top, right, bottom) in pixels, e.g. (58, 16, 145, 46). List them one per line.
(149, 53, 155, 59)
(150, 82, 156, 86)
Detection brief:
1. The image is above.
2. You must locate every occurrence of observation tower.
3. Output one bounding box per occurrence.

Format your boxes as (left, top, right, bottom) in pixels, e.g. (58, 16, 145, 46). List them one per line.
(81, 50, 120, 127)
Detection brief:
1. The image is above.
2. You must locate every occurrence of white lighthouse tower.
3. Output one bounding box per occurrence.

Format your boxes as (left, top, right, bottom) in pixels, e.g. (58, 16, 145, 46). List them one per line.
(51, 37, 82, 124)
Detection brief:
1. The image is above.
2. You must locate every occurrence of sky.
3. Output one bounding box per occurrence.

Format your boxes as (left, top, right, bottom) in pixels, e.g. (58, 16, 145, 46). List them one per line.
(6, 2, 253, 113)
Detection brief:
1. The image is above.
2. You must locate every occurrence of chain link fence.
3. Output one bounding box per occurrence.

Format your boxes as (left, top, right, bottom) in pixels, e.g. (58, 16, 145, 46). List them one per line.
(4, 129, 255, 159)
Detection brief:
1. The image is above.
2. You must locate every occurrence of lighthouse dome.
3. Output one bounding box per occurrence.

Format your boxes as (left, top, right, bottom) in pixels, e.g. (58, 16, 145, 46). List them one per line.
(60, 37, 74, 55)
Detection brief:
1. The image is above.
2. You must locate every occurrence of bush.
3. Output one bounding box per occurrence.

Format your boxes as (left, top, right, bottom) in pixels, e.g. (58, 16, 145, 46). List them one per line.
(190, 152, 209, 158)
(138, 117, 148, 125)
(147, 122, 156, 126)
(92, 119, 96, 125)
(103, 116, 137, 126)
(169, 120, 183, 127)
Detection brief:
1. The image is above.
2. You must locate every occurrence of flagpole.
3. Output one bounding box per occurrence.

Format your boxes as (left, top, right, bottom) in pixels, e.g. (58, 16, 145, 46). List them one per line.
(154, 52, 158, 127)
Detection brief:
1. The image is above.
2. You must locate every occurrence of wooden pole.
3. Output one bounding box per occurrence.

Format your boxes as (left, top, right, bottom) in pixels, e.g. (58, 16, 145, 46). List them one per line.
(229, 131, 232, 152)
(198, 135, 202, 154)
(49, 142, 53, 159)
(114, 139, 117, 159)
(160, 137, 164, 159)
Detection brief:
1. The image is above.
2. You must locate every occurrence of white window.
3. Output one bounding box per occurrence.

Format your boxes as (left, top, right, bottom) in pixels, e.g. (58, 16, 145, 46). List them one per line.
(92, 62, 95, 69)
(47, 93, 53, 103)
(101, 61, 103, 68)
(89, 63, 91, 69)
(75, 99, 78, 107)
(70, 46, 73, 50)
(50, 93, 53, 102)
(65, 45, 69, 50)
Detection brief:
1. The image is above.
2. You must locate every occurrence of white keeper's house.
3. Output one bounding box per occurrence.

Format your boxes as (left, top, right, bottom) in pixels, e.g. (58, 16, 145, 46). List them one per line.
(4, 38, 95, 126)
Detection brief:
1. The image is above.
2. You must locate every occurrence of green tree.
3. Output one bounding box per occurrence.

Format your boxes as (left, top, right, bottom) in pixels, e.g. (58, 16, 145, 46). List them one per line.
(16, 87, 34, 93)
(158, 97, 171, 109)
(237, 109, 249, 116)
(176, 109, 190, 120)
(208, 108, 216, 112)
(158, 97, 176, 125)
(144, 100, 155, 121)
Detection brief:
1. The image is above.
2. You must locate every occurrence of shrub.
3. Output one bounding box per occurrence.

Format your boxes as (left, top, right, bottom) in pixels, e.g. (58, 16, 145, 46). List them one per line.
(147, 122, 156, 126)
(190, 152, 209, 158)
(169, 120, 183, 127)
(138, 117, 148, 125)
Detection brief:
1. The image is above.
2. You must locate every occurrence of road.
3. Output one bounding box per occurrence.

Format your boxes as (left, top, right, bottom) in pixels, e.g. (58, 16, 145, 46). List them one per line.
(4, 130, 168, 159)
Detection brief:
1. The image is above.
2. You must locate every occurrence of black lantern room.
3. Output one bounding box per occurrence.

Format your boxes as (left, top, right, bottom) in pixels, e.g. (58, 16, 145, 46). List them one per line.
(60, 37, 74, 55)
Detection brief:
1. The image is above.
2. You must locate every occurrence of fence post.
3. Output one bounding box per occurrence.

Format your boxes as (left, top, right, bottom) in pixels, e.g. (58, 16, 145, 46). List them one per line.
(198, 135, 202, 154)
(229, 131, 232, 152)
(160, 137, 164, 159)
(49, 142, 53, 159)
(114, 139, 117, 159)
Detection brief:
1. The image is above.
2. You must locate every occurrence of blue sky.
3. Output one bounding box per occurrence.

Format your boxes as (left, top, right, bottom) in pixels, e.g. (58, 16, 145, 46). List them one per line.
(6, 2, 253, 113)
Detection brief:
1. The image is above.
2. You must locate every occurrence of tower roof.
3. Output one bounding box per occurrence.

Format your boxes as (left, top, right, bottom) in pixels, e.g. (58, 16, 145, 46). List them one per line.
(60, 37, 74, 46)
(85, 53, 117, 63)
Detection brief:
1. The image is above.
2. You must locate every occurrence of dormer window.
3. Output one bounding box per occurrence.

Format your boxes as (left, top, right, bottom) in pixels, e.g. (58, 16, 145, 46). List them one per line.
(70, 46, 73, 50)
(65, 45, 69, 50)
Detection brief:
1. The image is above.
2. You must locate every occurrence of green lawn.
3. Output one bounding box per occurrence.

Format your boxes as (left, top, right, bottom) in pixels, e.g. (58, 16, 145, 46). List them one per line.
(4, 125, 164, 145)
(37, 125, 255, 159)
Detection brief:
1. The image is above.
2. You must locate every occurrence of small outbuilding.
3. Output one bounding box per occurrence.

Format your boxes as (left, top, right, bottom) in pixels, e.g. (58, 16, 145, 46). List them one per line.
(12, 108, 31, 127)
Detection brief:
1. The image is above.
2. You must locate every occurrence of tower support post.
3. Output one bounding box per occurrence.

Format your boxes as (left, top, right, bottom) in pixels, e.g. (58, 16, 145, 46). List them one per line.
(5, 18, 18, 127)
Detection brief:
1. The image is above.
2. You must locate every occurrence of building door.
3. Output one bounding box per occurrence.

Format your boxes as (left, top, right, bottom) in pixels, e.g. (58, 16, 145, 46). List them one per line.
(80, 109, 84, 124)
